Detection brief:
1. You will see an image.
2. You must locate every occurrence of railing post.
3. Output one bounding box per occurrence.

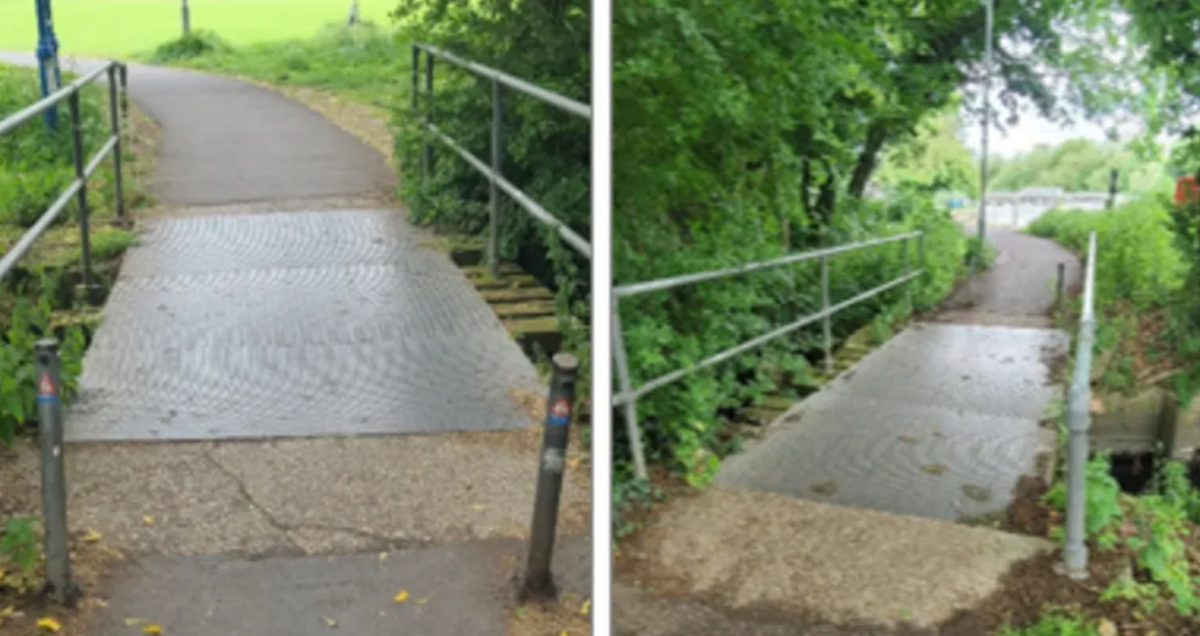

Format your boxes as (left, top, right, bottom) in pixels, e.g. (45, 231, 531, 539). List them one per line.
(1064, 232, 1097, 580)
(520, 353, 579, 602)
(67, 91, 96, 302)
(34, 340, 78, 606)
(106, 65, 126, 222)
(1055, 262, 1065, 313)
(181, 0, 191, 37)
(902, 237, 913, 312)
(821, 255, 833, 375)
(489, 79, 503, 278)
(613, 301, 648, 481)
(423, 53, 434, 185)
(119, 64, 129, 144)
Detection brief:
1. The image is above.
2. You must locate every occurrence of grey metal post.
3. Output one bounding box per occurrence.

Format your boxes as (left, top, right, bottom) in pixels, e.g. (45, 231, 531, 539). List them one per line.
(423, 54, 434, 183)
(520, 353, 579, 601)
(67, 92, 95, 297)
(1055, 262, 1065, 312)
(1106, 169, 1118, 210)
(411, 47, 422, 210)
(488, 80, 502, 278)
(119, 65, 129, 145)
(181, 0, 190, 37)
(612, 301, 648, 480)
(901, 238, 913, 312)
(34, 340, 77, 606)
(973, 0, 994, 300)
(106, 66, 126, 221)
(1064, 232, 1097, 579)
(821, 255, 833, 374)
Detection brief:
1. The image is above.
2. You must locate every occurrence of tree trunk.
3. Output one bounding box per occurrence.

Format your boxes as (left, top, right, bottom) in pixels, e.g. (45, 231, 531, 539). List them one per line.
(815, 159, 838, 224)
(848, 121, 889, 199)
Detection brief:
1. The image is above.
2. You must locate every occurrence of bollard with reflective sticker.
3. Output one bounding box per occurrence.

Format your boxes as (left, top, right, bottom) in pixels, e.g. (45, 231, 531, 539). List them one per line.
(34, 339, 78, 606)
(519, 352, 579, 602)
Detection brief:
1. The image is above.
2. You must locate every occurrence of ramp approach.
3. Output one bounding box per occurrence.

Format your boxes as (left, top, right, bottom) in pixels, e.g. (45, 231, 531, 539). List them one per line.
(615, 230, 1076, 521)
(0, 50, 588, 441)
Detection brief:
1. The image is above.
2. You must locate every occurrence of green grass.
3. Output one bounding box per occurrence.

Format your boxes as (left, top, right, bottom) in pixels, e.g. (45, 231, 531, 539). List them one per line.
(0, 0, 393, 58)
(156, 25, 408, 108)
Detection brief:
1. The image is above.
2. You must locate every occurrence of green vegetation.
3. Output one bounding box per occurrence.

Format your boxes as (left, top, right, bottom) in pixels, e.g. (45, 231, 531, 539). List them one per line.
(997, 612, 1101, 636)
(1028, 199, 1198, 397)
(988, 139, 1173, 194)
(0, 0, 391, 57)
(148, 25, 406, 107)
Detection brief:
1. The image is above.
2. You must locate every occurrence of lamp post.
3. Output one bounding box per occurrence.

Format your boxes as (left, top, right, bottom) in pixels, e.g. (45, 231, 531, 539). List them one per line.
(974, 0, 993, 294)
(33, 0, 63, 130)
(181, 0, 191, 37)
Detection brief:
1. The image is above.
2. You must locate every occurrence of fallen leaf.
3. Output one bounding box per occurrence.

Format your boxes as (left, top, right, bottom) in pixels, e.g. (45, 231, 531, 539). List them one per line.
(142, 624, 164, 635)
(920, 462, 949, 476)
(0, 606, 12, 617)
(142, 514, 155, 526)
(470, 504, 488, 511)
(581, 599, 591, 616)
(125, 618, 146, 626)
(94, 599, 109, 608)
(1096, 619, 1117, 636)
(0, 567, 5, 581)
(393, 590, 409, 604)
(378, 553, 388, 561)
(37, 617, 62, 632)
(416, 597, 428, 605)
(559, 631, 569, 636)
(83, 529, 103, 543)
(322, 616, 337, 628)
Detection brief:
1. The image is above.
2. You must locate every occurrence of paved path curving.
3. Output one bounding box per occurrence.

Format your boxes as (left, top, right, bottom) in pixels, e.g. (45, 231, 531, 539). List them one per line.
(2, 53, 584, 636)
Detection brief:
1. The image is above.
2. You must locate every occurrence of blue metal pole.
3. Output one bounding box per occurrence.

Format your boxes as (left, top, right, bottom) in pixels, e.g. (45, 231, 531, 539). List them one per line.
(33, 0, 60, 130)
(45, 0, 62, 89)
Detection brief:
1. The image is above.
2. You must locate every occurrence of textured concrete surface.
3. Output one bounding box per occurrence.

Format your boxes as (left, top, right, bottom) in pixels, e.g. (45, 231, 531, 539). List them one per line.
(0, 53, 394, 206)
(720, 323, 1066, 520)
(1, 431, 590, 558)
(635, 489, 1049, 629)
(938, 229, 1081, 327)
(85, 537, 591, 636)
(69, 208, 539, 441)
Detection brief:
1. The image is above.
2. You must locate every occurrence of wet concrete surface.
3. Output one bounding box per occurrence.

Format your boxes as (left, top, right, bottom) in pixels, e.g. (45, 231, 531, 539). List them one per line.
(68, 208, 539, 441)
(938, 229, 1081, 327)
(87, 537, 590, 636)
(720, 324, 1066, 521)
(0, 53, 394, 206)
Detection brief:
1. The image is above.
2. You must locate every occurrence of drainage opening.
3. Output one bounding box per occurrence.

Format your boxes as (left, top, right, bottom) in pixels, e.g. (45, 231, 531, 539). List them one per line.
(1106, 451, 1200, 494)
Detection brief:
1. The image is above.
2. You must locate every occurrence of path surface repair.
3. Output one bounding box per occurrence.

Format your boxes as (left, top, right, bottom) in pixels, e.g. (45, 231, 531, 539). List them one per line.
(618, 228, 1080, 633)
(1, 53, 588, 634)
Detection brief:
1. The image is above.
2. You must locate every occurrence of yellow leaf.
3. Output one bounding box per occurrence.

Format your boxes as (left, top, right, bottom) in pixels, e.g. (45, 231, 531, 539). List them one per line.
(0, 567, 5, 580)
(559, 631, 568, 636)
(416, 597, 428, 606)
(581, 599, 590, 616)
(322, 616, 337, 628)
(142, 624, 164, 635)
(94, 599, 108, 608)
(125, 618, 146, 626)
(470, 504, 487, 511)
(393, 590, 409, 604)
(142, 515, 155, 526)
(37, 617, 62, 632)
(83, 529, 103, 543)
(0, 606, 13, 617)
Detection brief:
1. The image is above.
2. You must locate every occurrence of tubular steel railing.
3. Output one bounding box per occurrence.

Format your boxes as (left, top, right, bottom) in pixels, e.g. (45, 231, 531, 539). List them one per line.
(0, 60, 129, 291)
(1064, 231, 1098, 579)
(411, 43, 591, 277)
(613, 231, 926, 479)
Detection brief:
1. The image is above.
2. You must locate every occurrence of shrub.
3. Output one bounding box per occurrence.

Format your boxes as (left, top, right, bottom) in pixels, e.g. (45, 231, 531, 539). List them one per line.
(150, 31, 231, 63)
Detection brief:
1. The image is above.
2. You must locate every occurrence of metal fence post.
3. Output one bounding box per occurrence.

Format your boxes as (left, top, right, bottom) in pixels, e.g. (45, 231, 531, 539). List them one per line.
(489, 79, 503, 278)
(1055, 262, 1065, 312)
(423, 53, 434, 184)
(901, 238, 912, 312)
(181, 0, 191, 37)
(821, 255, 833, 375)
(612, 302, 648, 481)
(1064, 232, 1097, 580)
(119, 65, 129, 144)
(106, 65, 126, 222)
(67, 91, 96, 301)
(34, 340, 78, 606)
(520, 353, 579, 602)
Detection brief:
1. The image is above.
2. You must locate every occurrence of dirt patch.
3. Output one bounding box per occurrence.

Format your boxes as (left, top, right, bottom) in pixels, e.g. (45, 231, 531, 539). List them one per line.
(509, 596, 592, 636)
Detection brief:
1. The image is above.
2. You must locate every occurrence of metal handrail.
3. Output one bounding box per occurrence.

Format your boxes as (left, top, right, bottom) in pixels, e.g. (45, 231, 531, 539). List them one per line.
(1064, 231, 1098, 580)
(613, 232, 926, 479)
(0, 60, 129, 290)
(411, 44, 591, 276)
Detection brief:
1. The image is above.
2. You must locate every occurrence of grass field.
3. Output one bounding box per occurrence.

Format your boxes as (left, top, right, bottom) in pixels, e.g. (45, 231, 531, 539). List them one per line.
(0, 0, 393, 57)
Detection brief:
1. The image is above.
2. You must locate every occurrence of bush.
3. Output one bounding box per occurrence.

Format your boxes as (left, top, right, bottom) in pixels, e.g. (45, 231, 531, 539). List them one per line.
(150, 31, 231, 63)
(1028, 200, 1186, 308)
